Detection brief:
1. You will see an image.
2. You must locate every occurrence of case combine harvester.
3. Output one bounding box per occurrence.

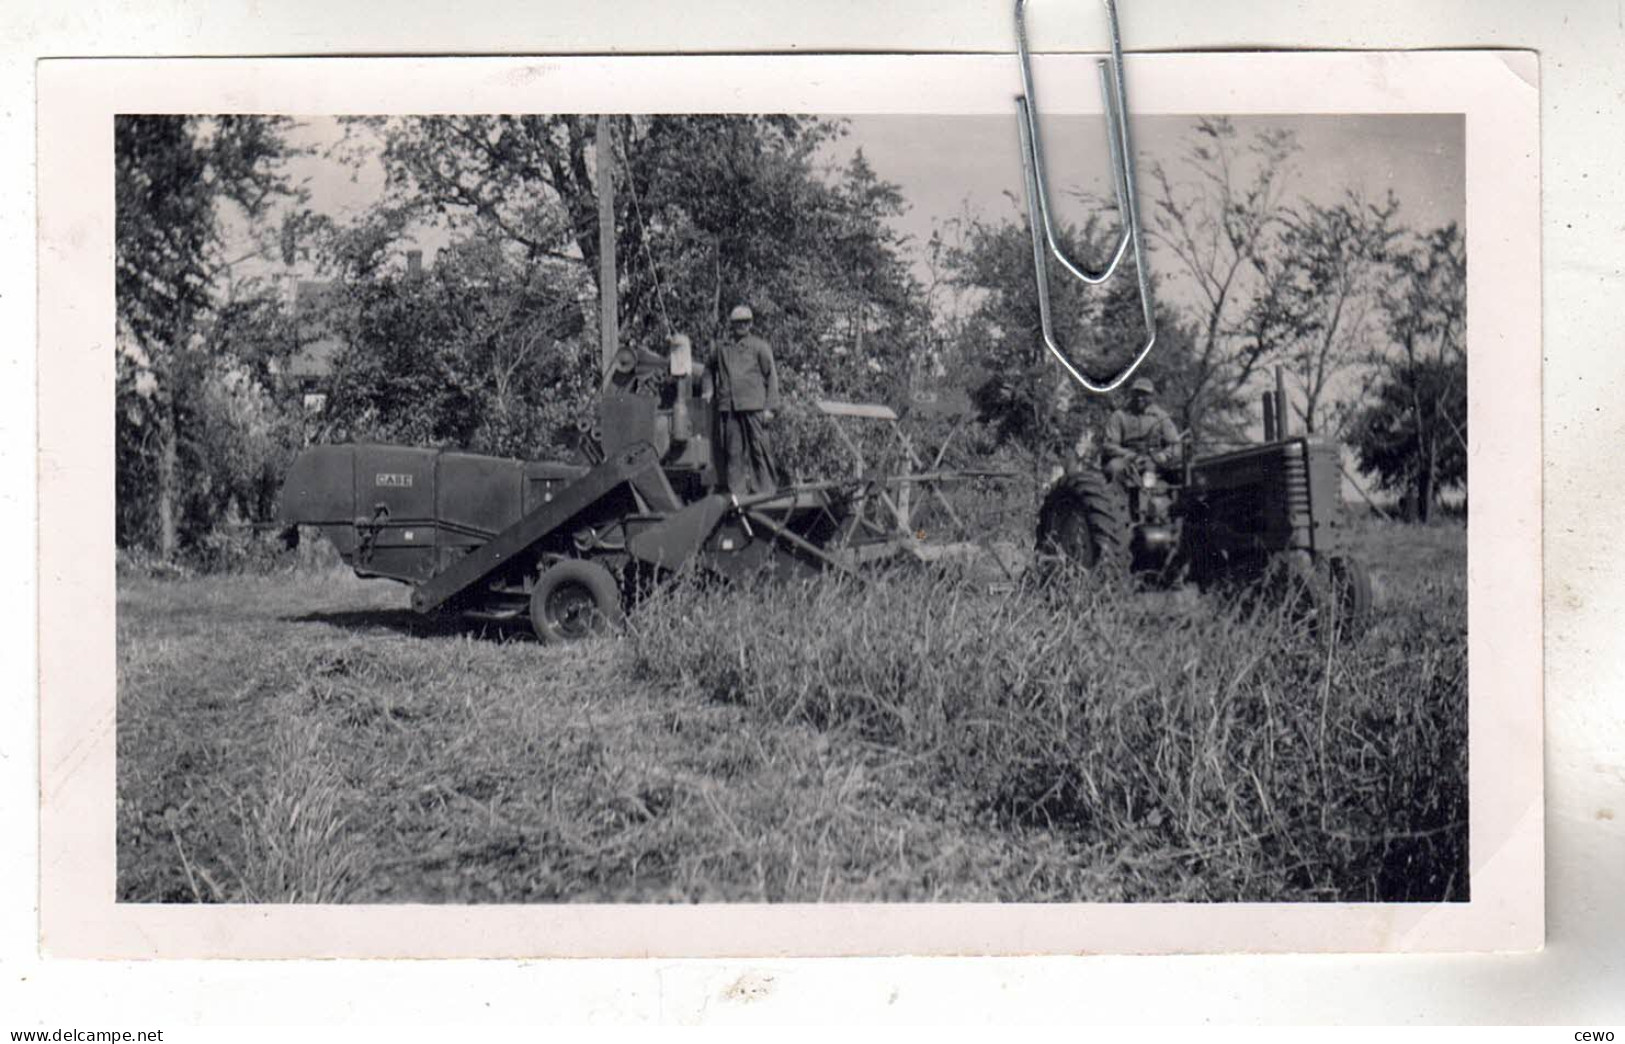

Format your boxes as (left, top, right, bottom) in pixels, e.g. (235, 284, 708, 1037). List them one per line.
(278, 342, 998, 643)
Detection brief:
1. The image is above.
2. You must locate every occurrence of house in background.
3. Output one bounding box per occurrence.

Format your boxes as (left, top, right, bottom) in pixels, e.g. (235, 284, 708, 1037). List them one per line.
(284, 278, 344, 415)
(280, 250, 427, 418)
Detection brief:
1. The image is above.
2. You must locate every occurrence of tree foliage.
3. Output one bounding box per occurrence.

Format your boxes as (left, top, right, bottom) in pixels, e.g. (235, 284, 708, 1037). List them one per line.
(114, 115, 301, 557)
(314, 240, 593, 458)
(305, 115, 930, 472)
(1351, 355, 1467, 509)
(375, 117, 929, 391)
(1259, 191, 1400, 434)
(940, 206, 1200, 464)
(1350, 223, 1468, 518)
(1145, 117, 1300, 437)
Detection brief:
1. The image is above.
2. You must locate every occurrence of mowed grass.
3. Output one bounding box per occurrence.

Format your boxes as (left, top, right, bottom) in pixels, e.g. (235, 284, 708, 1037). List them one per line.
(117, 519, 1467, 904)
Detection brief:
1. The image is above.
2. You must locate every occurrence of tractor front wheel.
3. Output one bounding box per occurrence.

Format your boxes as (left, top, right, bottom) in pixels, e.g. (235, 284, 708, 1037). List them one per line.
(1318, 553, 1373, 636)
(1253, 551, 1374, 638)
(530, 559, 624, 645)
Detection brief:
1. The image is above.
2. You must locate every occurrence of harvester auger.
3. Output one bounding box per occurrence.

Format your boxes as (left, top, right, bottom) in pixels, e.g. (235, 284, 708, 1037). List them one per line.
(278, 344, 980, 643)
(1035, 383, 1375, 634)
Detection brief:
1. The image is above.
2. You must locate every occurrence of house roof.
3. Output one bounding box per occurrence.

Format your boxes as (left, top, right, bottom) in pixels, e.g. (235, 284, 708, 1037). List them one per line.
(287, 280, 344, 380)
(286, 335, 344, 379)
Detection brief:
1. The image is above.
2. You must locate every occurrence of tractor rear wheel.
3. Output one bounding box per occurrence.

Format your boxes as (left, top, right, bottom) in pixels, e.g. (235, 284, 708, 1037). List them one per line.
(1036, 471, 1130, 569)
(530, 559, 624, 645)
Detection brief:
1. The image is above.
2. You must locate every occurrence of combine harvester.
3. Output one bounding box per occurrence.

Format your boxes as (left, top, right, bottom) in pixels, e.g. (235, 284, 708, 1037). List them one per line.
(278, 345, 995, 643)
(278, 113, 1009, 642)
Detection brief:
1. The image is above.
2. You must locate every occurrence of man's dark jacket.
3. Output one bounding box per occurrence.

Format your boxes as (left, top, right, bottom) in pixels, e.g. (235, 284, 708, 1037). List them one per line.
(1103, 403, 1180, 459)
(713, 335, 780, 412)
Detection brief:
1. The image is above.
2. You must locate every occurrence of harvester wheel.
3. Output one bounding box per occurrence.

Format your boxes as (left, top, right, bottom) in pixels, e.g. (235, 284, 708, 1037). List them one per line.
(529, 559, 624, 645)
(1036, 471, 1130, 569)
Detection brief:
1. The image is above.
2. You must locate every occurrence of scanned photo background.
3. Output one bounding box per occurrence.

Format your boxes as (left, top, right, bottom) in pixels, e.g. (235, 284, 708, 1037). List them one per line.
(113, 110, 1467, 904)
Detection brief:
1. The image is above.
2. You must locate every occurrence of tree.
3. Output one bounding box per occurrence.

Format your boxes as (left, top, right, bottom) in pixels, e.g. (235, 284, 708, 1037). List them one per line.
(609, 114, 851, 350)
(376, 115, 599, 269)
(1350, 223, 1467, 519)
(1145, 117, 1300, 437)
(435, 238, 591, 456)
(115, 115, 299, 557)
(1249, 191, 1400, 434)
(313, 238, 595, 458)
(375, 116, 928, 390)
(314, 269, 482, 449)
(1351, 355, 1467, 516)
(321, 115, 931, 478)
(941, 202, 1199, 465)
(192, 277, 306, 526)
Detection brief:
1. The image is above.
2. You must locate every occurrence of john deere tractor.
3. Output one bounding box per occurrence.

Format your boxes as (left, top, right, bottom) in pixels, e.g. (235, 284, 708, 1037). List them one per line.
(1036, 385, 1374, 631)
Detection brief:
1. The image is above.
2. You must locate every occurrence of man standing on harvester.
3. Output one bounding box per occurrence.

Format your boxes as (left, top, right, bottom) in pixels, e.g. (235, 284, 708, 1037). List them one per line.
(1102, 376, 1181, 484)
(709, 304, 781, 494)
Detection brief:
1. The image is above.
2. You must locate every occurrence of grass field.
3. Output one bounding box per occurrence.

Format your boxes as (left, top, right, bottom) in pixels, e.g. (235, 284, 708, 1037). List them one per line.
(117, 520, 1467, 904)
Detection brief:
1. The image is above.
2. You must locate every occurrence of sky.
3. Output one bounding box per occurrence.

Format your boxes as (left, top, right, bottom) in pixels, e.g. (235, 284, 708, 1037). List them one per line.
(271, 111, 1465, 286)
(822, 112, 1465, 288)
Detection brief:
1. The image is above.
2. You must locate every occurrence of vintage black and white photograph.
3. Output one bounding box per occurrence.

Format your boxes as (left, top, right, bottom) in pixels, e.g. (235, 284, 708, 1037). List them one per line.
(34, 49, 1540, 956)
(110, 101, 1470, 906)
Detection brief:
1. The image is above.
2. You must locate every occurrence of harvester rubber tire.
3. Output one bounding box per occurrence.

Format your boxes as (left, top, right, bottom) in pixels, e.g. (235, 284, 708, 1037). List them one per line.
(1036, 471, 1130, 569)
(530, 559, 624, 645)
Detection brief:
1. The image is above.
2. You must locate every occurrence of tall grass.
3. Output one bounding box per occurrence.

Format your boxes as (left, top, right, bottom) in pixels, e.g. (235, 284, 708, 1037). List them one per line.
(232, 717, 363, 903)
(627, 563, 1467, 901)
(118, 523, 1467, 903)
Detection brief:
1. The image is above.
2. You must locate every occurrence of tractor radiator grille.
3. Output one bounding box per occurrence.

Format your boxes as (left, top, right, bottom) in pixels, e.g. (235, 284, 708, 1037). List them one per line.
(1188, 437, 1332, 554)
(1282, 444, 1313, 550)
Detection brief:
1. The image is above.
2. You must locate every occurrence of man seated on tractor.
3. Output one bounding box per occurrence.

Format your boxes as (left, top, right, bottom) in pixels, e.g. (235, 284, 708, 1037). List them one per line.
(1102, 376, 1182, 486)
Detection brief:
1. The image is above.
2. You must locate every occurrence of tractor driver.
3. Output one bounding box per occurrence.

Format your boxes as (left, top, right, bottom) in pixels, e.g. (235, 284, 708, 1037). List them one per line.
(1102, 376, 1182, 484)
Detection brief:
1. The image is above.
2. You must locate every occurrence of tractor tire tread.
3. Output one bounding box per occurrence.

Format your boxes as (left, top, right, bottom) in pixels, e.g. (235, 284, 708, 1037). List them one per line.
(1036, 471, 1131, 568)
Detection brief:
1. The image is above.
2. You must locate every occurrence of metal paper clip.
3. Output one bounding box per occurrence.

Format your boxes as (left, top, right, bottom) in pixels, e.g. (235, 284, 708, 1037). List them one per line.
(1015, 0, 1131, 284)
(1015, 0, 1158, 394)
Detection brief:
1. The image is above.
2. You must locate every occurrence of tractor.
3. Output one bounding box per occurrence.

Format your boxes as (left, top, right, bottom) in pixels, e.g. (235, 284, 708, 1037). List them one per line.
(1035, 382, 1374, 630)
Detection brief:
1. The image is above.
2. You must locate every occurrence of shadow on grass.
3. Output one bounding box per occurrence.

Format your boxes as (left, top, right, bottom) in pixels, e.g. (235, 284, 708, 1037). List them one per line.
(286, 607, 533, 643)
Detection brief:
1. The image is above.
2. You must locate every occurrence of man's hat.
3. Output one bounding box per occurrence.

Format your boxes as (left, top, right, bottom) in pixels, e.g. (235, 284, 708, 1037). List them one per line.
(728, 304, 754, 322)
(1129, 376, 1156, 395)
